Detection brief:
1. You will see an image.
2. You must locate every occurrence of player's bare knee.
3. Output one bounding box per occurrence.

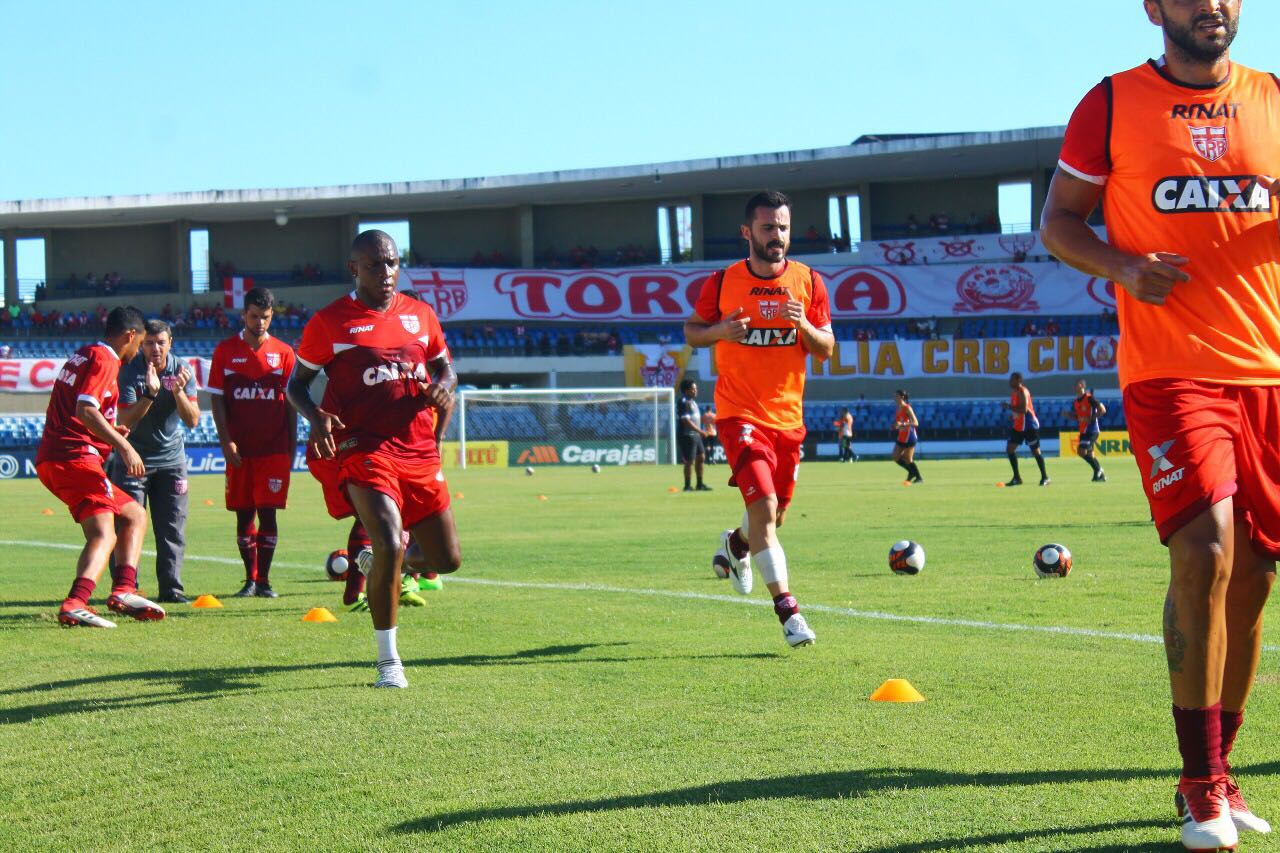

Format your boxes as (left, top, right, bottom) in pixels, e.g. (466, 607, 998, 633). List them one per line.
(121, 502, 147, 530)
(441, 543, 462, 573)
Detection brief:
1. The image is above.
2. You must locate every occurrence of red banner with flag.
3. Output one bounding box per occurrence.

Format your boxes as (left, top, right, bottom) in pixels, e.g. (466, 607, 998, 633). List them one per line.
(223, 276, 253, 309)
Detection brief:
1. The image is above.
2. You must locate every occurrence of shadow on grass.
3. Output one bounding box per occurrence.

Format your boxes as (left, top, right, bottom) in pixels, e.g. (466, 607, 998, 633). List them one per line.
(0, 643, 782, 723)
(852, 819, 1172, 852)
(391, 763, 1280, 836)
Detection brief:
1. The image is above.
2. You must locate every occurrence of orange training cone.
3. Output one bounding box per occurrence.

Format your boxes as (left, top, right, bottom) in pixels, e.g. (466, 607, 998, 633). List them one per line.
(667, 486, 679, 493)
(203, 498, 215, 506)
(870, 678, 925, 703)
(454, 492, 464, 499)
(302, 607, 338, 623)
(191, 594, 223, 608)
(537, 494, 549, 501)
(41, 508, 55, 516)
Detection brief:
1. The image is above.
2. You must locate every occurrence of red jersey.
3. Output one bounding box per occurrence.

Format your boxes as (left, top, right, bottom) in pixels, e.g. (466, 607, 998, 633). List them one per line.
(296, 292, 450, 466)
(36, 342, 122, 465)
(207, 331, 296, 458)
(1058, 60, 1280, 387)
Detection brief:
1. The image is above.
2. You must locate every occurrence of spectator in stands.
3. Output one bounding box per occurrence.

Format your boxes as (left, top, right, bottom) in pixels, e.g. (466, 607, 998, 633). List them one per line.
(905, 213, 920, 234)
(490, 250, 507, 266)
(606, 331, 619, 355)
(67, 273, 80, 295)
(1044, 318, 1060, 336)
(35, 283, 47, 301)
(968, 210, 981, 234)
(523, 331, 536, 356)
(85, 272, 98, 293)
(935, 212, 950, 233)
(471, 250, 487, 267)
(0, 344, 10, 358)
(804, 225, 821, 243)
(1021, 319, 1041, 336)
(984, 211, 999, 232)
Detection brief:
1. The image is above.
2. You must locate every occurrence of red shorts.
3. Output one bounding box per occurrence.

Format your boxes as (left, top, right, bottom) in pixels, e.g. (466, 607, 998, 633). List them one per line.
(717, 417, 806, 510)
(1125, 379, 1280, 557)
(340, 450, 451, 529)
(37, 457, 135, 523)
(225, 453, 291, 511)
(306, 454, 353, 520)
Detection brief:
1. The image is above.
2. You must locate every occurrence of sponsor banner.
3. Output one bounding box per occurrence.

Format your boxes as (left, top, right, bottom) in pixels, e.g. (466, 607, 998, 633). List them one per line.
(509, 440, 672, 467)
(868, 230, 1055, 266)
(187, 447, 311, 475)
(693, 335, 1118, 381)
(623, 344, 693, 388)
(1058, 430, 1133, 459)
(440, 440, 508, 468)
(0, 450, 37, 479)
(398, 259, 1111, 323)
(0, 357, 214, 393)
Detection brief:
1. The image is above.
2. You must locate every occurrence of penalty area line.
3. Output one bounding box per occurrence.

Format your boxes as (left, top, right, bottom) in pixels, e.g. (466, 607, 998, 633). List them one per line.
(8, 538, 1273, 651)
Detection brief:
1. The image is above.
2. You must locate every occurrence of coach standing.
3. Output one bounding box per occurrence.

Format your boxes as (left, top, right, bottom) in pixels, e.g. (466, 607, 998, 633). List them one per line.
(109, 319, 201, 603)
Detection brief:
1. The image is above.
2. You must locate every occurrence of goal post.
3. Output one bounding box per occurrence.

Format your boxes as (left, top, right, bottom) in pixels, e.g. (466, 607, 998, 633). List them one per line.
(456, 387, 677, 469)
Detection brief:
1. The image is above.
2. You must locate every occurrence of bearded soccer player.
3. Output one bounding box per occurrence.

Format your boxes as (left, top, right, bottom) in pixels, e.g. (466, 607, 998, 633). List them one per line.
(1001, 372, 1049, 487)
(36, 306, 166, 627)
(288, 230, 461, 689)
(1041, 1, 1280, 846)
(1068, 378, 1108, 483)
(208, 288, 297, 598)
(685, 190, 834, 647)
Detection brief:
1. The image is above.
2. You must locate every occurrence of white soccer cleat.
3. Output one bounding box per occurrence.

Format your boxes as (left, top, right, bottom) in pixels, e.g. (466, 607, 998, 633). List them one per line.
(783, 613, 816, 647)
(106, 592, 166, 622)
(58, 606, 117, 628)
(373, 661, 408, 689)
(1176, 779, 1240, 850)
(719, 529, 752, 595)
(354, 547, 373, 576)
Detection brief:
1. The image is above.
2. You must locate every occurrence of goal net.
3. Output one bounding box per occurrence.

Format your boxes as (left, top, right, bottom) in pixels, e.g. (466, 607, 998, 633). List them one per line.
(454, 388, 676, 468)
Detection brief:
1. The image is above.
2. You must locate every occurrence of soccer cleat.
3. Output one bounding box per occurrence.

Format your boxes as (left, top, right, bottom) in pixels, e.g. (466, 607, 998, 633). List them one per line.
(910, 475, 923, 484)
(254, 584, 279, 599)
(106, 591, 166, 622)
(1093, 469, 1107, 483)
(58, 605, 117, 628)
(1175, 777, 1239, 850)
(1200, 776, 1272, 834)
(400, 578, 426, 607)
(348, 593, 369, 613)
(233, 580, 258, 598)
(783, 613, 816, 647)
(1005, 477, 1023, 487)
(373, 660, 408, 688)
(695, 483, 712, 491)
(683, 485, 694, 492)
(718, 529, 752, 595)
(418, 573, 443, 592)
(1039, 476, 1051, 487)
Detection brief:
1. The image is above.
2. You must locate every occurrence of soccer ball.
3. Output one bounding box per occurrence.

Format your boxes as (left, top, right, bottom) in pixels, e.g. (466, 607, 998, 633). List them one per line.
(888, 540, 925, 575)
(1034, 544, 1073, 578)
(525, 466, 535, 476)
(325, 549, 350, 581)
(591, 464, 601, 473)
(712, 550, 732, 579)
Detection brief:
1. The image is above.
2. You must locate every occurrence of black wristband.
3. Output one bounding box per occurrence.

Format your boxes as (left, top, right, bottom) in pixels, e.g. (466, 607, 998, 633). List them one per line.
(142, 390, 158, 401)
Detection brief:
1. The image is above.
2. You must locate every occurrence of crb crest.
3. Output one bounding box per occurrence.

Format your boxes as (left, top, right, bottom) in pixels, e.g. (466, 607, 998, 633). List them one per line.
(401, 269, 468, 320)
(268, 478, 283, 494)
(399, 314, 421, 334)
(1188, 125, 1228, 162)
(758, 300, 780, 320)
(953, 265, 1039, 313)
(1085, 336, 1118, 371)
(264, 352, 281, 369)
(640, 352, 680, 388)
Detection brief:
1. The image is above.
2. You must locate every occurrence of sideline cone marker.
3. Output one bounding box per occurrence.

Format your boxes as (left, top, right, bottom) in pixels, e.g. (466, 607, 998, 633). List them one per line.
(870, 678, 925, 703)
(41, 508, 55, 516)
(667, 486, 679, 493)
(537, 494, 549, 501)
(203, 499, 215, 506)
(302, 607, 338, 623)
(191, 594, 223, 608)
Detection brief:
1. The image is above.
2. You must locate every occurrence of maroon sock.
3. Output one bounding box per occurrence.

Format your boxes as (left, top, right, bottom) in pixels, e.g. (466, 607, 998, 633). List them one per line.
(347, 520, 371, 556)
(1173, 703, 1225, 778)
(343, 521, 370, 606)
(66, 577, 96, 607)
(729, 529, 749, 560)
(773, 592, 799, 625)
(110, 563, 138, 595)
(1221, 709, 1244, 773)
(255, 533, 277, 585)
(236, 510, 258, 582)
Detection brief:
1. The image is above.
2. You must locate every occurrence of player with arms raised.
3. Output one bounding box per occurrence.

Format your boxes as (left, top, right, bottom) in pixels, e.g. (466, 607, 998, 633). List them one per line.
(36, 306, 167, 627)
(685, 191, 835, 647)
(208, 288, 297, 598)
(1041, 1, 1280, 846)
(288, 230, 461, 688)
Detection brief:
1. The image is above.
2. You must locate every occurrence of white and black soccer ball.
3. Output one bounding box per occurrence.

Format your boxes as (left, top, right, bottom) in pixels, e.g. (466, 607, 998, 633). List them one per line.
(525, 466, 535, 476)
(325, 549, 350, 581)
(1033, 543, 1073, 578)
(711, 550, 732, 579)
(591, 464, 601, 473)
(888, 540, 925, 575)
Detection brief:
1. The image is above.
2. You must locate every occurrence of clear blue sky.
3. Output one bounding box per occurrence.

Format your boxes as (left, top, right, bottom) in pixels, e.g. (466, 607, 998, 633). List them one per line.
(2, 0, 1278, 202)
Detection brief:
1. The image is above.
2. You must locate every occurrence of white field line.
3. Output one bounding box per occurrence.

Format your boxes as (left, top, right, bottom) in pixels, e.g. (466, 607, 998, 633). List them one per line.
(7, 539, 1273, 651)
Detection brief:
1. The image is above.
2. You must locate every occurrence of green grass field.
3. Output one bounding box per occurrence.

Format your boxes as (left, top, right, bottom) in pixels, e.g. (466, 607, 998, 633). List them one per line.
(2, 457, 1279, 851)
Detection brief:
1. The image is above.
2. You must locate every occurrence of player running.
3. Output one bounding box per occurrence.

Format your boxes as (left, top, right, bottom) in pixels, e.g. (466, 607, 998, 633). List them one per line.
(36, 306, 166, 627)
(1041, 1, 1280, 845)
(1002, 372, 1049, 487)
(1068, 378, 1107, 482)
(891, 391, 921, 483)
(208, 288, 297, 598)
(288, 229, 461, 688)
(685, 190, 834, 647)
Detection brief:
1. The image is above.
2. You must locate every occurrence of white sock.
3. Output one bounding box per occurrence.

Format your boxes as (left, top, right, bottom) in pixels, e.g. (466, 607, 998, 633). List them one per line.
(753, 545, 788, 588)
(375, 627, 400, 664)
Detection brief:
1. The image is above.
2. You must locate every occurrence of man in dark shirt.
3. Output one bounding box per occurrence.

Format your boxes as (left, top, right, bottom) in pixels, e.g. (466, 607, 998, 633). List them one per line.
(109, 320, 201, 602)
(678, 379, 710, 492)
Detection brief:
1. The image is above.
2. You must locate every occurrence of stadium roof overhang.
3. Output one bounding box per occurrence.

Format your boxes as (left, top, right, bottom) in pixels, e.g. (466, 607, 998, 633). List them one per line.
(0, 126, 1065, 229)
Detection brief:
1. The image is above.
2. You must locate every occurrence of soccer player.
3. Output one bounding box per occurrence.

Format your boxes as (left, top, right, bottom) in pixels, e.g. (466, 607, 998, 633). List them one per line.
(110, 319, 201, 603)
(891, 391, 921, 483)
(208, 287, 298, 598)
(677, 379, 711, 491)
(702, 405, 719, 464)
(1041, 1, 1280, 845)
(1001, 372, 1049, 487)
(1068, 378, 1107, 483)
(287, 229, 461, 688)
(35, 306, 166, 627)
(834, 407, 855, 463)
(685, 190, 834, 647)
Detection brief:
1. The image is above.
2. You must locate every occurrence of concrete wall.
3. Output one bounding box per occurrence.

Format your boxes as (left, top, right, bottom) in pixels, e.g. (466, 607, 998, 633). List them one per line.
(533, 200, 658, 261)
(868, 177, 1001, 234)
(209, 216, 344, 273)
(48, 225, 171, 284)
(409, 207, 520, 265)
